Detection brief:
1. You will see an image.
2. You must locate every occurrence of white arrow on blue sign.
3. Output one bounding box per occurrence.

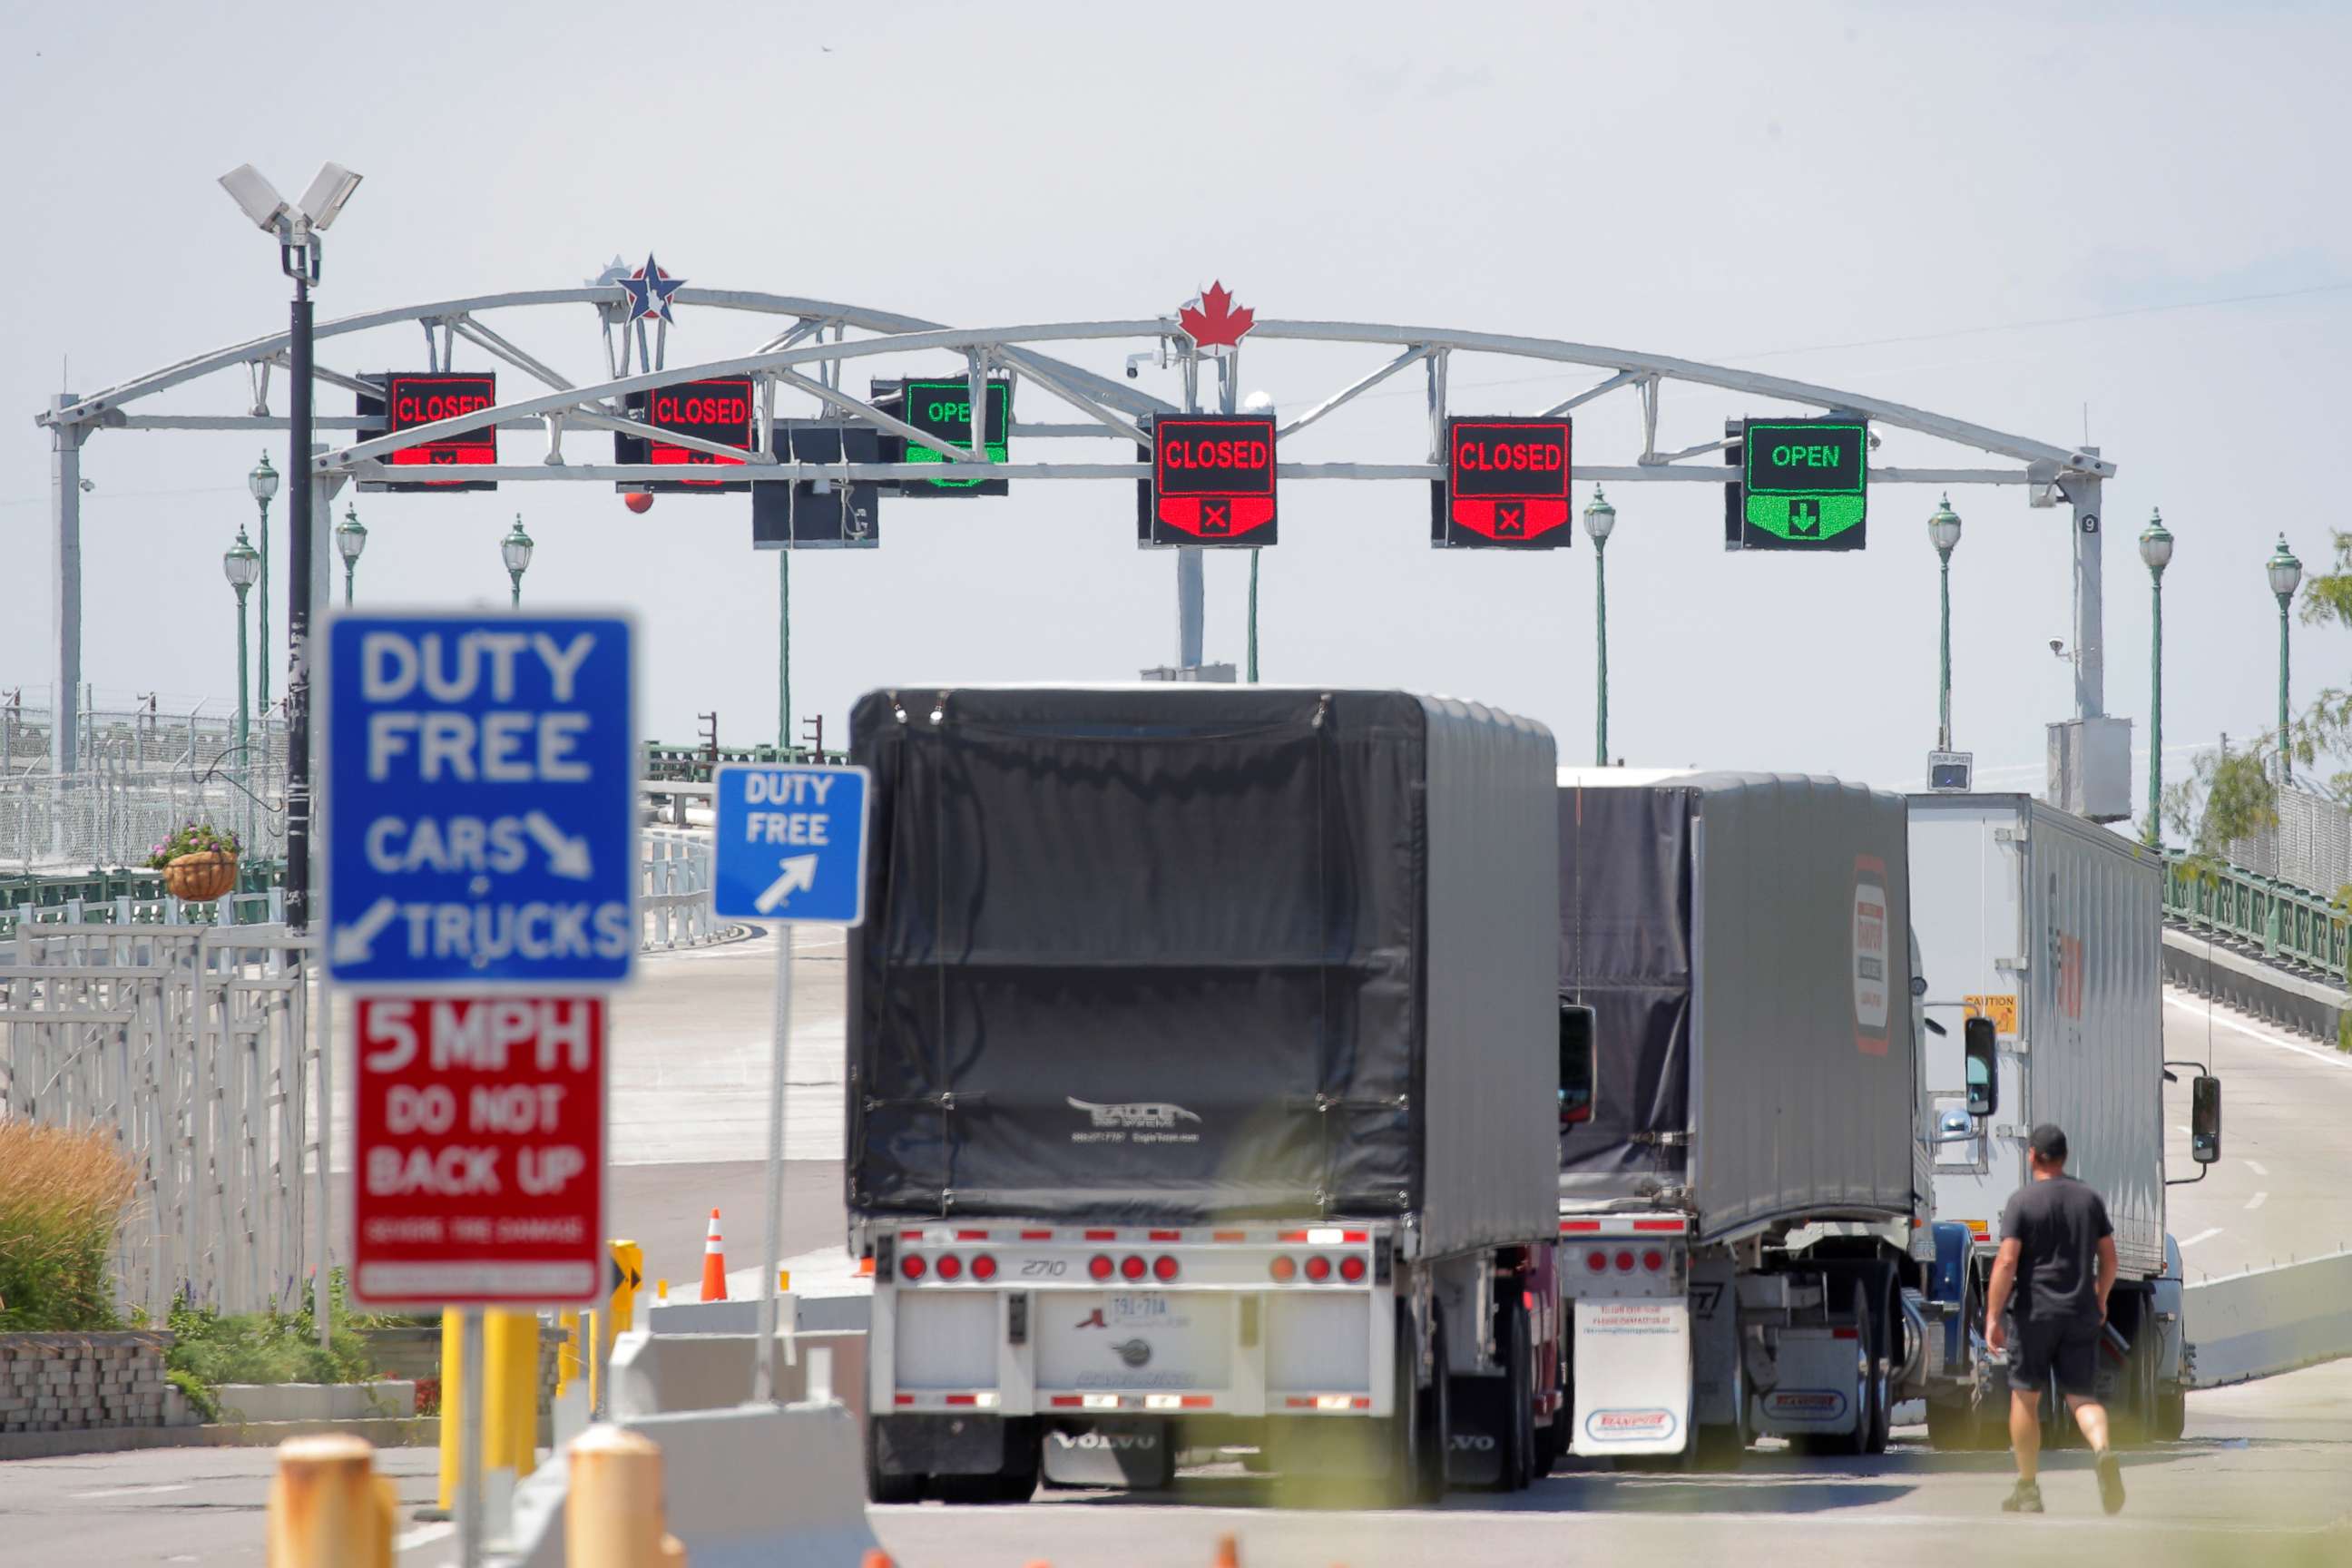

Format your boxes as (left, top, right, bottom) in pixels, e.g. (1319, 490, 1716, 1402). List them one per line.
(322, 610, 638, 987)
(711, 763, 871, 926)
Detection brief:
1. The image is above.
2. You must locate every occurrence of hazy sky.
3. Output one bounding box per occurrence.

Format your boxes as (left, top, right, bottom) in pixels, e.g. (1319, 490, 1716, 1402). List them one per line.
(5, 2, 2347, 803)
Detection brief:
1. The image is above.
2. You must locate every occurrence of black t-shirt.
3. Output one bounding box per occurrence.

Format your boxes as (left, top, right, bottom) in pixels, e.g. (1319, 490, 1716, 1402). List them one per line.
(2000, 1173, 2113, 1324)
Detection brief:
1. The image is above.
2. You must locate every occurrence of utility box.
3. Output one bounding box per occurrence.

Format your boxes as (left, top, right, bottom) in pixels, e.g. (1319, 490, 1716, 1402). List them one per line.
(2045, 716, 2132, 824)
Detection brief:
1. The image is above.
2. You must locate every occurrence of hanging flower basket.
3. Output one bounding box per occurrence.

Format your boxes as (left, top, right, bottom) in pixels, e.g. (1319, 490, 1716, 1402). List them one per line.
(163, 851, 239, 903)
(149, 823, 243, 903)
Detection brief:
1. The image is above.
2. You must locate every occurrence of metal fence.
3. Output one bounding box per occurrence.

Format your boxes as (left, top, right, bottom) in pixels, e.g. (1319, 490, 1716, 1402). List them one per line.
(0, 925, 316, 1319)
(2226, 784, 2352, 900)
(2165, 854, 2351, 985)
(0, 760, 288, 873)
(642, 830, 720, 950)
(3, 701, 291, 779)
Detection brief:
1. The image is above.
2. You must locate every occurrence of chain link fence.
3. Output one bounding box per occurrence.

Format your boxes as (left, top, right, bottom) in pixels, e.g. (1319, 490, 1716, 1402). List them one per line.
(0, 759, 287, 873)
(2227, 784, 2352, 900)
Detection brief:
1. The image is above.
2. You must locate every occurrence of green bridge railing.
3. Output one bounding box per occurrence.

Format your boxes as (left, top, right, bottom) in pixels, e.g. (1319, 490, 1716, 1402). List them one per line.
(0, 859, 288, 939)
(2165, 851, 2349, 985)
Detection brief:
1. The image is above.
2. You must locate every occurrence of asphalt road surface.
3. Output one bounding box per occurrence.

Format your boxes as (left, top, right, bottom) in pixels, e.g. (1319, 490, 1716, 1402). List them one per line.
(15, 938, 2349, 1566)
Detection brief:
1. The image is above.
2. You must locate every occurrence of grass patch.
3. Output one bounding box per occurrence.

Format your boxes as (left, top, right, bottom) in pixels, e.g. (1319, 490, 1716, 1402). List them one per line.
(0, 1119, 137, 1331)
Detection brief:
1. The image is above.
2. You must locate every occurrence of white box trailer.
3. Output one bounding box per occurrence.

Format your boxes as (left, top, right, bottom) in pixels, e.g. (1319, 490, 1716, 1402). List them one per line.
(1907, 793, 2194, 1445)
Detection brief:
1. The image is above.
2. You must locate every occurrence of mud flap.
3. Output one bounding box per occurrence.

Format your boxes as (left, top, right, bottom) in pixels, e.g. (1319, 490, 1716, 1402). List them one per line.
(871, 1411, 1005, 1478)
(1042, 1422, 1175, 1489)
(1445, 1374, 1510, 1486)
(1570, 1298, 1690, 1457)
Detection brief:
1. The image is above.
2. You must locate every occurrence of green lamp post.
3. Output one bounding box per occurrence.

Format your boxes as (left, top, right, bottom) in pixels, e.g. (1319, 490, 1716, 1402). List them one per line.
(246, 452, 279, 713)
(2268, 534, 2303, 784)
(2139, 510, 2172, 844)
(1583, 486, 1616, 765)
(335, 503, 368, 606)
(1927, 495, 1963, 750)
(501, 514, 534, 607)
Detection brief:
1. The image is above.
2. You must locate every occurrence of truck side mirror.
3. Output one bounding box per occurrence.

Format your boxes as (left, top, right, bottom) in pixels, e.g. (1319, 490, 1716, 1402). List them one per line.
(1963, 1016, 1997, 1119)
(1559, 1004, 1595, 1126)
(2190, 1075, 2221, 1164)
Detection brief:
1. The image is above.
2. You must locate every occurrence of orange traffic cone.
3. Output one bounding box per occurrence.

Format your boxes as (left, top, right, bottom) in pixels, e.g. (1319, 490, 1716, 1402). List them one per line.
(861, 1552, 894, 1568)
(1211, 1534, 1240, 1568)
(700, 1209, 728, 1301)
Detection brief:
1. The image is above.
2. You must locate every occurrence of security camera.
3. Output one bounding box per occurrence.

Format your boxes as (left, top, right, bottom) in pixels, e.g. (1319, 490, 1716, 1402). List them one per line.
(1127, 364, 1139, 380)
(2049, 639, 2063, 654)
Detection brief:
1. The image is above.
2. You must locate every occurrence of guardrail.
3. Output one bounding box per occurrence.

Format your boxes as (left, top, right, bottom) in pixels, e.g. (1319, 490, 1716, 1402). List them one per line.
(642, 742, 848, 783)
(2164, 852, 2350, 985)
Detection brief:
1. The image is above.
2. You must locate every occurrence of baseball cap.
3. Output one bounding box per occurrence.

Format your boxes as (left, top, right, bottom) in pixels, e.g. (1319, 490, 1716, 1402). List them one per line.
(2028, 1123, 2069, 1162)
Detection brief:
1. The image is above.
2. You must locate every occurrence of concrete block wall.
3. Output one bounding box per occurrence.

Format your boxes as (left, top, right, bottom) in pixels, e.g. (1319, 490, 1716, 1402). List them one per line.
(0, 1332, 185, 1434)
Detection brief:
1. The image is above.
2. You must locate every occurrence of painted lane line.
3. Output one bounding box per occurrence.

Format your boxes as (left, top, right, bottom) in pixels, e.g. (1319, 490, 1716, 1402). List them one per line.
(2178, 1228, 2224, 1249)
(68, 1484, 191, 1500)
(395, 1524, 456, 1553)
(2245, 1191, 2269, 1211)
(2175, 1125, 2190, 1135)
(2245, 1159, 2269, 1177)
(2164, 994, 2352, 1071)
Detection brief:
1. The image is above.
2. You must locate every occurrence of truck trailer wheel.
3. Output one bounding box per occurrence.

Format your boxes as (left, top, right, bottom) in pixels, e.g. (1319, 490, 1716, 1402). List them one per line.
(866, 1416, 928, 1505)
(1384, 1306, 1449, 1506)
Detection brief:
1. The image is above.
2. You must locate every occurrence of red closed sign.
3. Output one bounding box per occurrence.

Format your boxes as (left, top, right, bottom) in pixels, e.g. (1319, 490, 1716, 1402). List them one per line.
(351, 995, 605, 1307)
(1148, 414, 1278, 546)
(385, 372, 498, 471)
(1442, 416, 1573, 548)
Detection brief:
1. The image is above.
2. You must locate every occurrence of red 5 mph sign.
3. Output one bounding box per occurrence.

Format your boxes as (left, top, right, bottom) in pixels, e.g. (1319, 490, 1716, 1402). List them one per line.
(351, 995, 607, 1308)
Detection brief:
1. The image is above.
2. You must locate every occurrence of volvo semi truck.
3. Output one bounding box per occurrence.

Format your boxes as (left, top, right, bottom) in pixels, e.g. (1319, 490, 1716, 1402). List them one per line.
(848, 687, 1567, 1502)
(1549, 770, 1937, 1465)
(1908, 793, 2216, 1446)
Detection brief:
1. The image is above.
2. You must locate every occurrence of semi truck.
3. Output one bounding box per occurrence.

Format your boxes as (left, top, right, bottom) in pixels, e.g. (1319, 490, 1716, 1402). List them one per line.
(1907, 793, 2218, 1446)
(847, 687, 1567, 1502)
(1549, 770, 1937, 1465)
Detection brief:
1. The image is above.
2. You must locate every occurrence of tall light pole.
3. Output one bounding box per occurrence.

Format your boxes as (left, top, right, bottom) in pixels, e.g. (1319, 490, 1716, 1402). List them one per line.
(218, 158, 364, 940)
(1583, 486, 1616, 764)
(335, 503, 368, 606)
(222, 528, 260, 763)
(2269, 534, 2303, 784)
(1928, 495, 1964, 750)
(247, 453, 278, 714)
(778, 552, 791, 756)
(2139, 510, 2172, 844)
(502, 515, 534, 607)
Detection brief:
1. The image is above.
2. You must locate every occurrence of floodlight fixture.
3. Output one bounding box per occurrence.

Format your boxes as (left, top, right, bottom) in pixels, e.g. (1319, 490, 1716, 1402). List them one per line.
(297, 162, 364, 231)
(218, 164, 289, 231)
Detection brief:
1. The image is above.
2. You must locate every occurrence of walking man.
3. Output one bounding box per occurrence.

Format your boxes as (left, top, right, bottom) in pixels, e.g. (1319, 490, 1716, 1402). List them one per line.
(1984, 1122, 2126, 1514)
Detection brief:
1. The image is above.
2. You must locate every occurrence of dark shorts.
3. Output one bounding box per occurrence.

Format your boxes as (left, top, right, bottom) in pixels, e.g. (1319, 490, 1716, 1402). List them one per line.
(2011, 1318, 2102, 1397)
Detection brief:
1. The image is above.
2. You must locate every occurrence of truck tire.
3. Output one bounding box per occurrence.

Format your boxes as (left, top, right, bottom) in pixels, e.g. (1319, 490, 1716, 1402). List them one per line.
(1801, 1280, 1880, 1458)
(2156, 1384, 2188, 1441)
(1505, 1294, 1535, 1490)
(866, 1417, 927, 1505)
(1691, 1333, 1748, 1471)
(1865, 1275, 1896, 1455)
(1385, 1305, 1450, 1506)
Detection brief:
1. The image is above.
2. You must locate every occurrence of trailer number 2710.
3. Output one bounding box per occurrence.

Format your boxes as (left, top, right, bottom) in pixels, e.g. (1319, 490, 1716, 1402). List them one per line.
(1022, 1260, 1068, 1278)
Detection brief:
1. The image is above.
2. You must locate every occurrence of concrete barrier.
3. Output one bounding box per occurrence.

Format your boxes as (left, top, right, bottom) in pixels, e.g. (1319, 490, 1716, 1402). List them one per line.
(2164, 927, 2346, 1044)
(609, 1328, 867, 1429)
(2184, 1249, 2352, 1388)
(213, 1380, 416, 1423)
(493, 1404, 876, 1568)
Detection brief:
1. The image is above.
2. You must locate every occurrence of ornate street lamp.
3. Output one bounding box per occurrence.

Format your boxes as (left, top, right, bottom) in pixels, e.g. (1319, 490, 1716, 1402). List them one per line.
(1583, 487, 1617, 765)
(1927, 495, 1964, 750)
(2139, 511, 2173, 844)
(222, 527, 260, 854)
(247, 452, 279, 712)
(335, 503, 368, 606)
(2269, 534, 2303, 783)
(501, 515, 535, 607)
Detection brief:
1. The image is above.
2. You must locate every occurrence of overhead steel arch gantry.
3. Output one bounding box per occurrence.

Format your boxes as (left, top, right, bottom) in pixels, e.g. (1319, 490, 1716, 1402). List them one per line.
(34, 277, 2125, 810)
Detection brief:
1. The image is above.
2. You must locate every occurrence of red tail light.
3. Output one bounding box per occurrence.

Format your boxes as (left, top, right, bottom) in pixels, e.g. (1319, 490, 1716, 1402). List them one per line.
(1121, 1255, 1148, 1281)
(1269, 1256, 1298, 1283)
(1304, 1255, 1333, 1283)
(971, 1254, 998, 1281)
(1088, 1255, 1113, 1280)
(1153, 1256, 1180, 1282)
(936, 1254, 963, 1280)
(1641, 1250, 1665, 1273)
(1586, 1250, 1609, 1272)
(1615, 1250, 1636, 1273)
(901, 1254, 926, 1279)
(1338, 1255, 1367, 1283)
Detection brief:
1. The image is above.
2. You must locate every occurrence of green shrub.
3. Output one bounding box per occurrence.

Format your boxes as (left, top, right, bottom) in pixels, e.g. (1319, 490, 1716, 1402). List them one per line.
(166, 1367, 219, 1423)
(0, 1119, 137, 1331)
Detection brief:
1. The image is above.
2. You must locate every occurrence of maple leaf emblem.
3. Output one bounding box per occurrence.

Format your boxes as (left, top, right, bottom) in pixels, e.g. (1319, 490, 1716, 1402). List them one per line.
(1178, 281, 1255, 352)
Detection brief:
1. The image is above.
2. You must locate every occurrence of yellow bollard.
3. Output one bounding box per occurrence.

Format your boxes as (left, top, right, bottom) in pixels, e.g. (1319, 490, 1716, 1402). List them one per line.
(436, 1311, 466, 1512)
(485, 1308, 541, 1476)
(556, 1308, 583, 1398)
(565, 1424, 688, 1568)
(266, 1434, 391, 1568)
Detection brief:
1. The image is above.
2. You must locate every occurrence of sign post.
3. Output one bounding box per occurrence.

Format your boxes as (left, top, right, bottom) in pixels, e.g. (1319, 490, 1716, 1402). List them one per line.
(712, 762, 872, 1403)
(325, 609, 634, 1568)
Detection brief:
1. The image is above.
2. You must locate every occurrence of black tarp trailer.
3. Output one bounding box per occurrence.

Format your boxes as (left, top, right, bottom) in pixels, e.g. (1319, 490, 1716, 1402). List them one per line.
(1552, 770, 1934, 1464)
(846, 687, 1563, 1503)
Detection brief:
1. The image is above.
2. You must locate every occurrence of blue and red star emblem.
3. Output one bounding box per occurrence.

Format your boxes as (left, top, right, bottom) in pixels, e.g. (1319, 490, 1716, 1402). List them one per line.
(615, 254, 686, 324)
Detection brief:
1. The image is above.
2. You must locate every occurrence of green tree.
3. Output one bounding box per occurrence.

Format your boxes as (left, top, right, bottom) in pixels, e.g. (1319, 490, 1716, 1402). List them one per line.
(2292, 529, 2352, 801)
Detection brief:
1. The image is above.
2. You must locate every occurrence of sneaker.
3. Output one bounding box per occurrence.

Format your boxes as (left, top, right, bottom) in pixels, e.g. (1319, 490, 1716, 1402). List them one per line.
(2002, 1479, 2044, 1514)
(2095, 1449, 2126, 1515)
